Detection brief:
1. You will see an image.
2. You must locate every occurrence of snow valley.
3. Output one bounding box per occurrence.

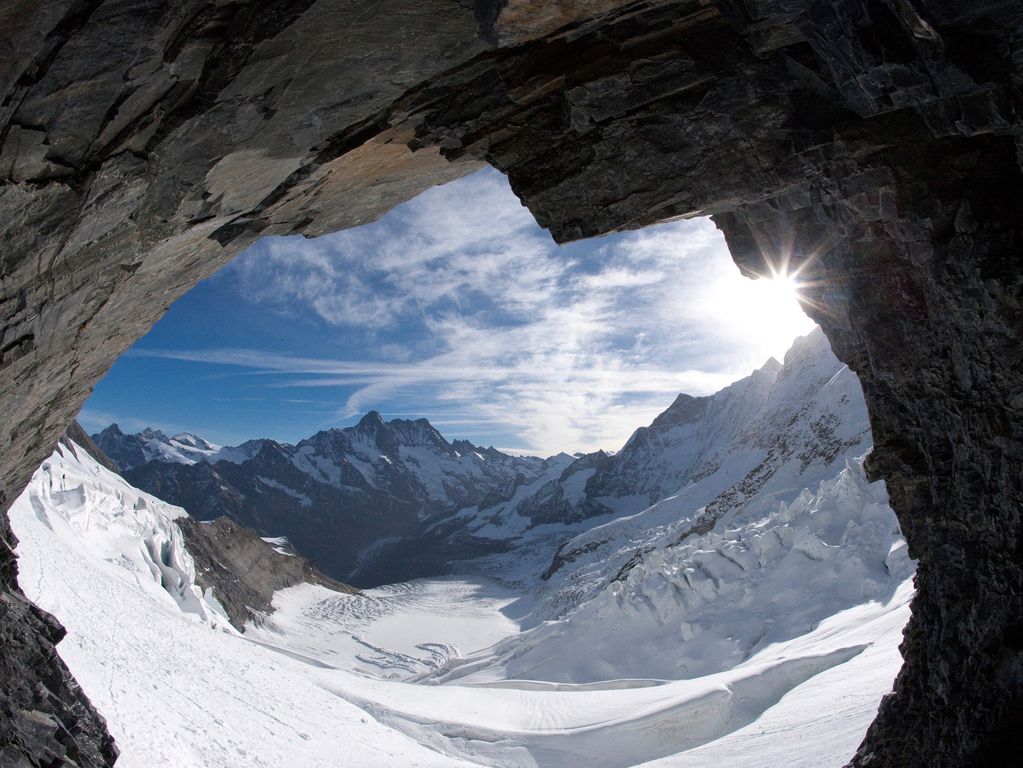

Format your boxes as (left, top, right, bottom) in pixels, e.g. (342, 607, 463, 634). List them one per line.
(10, 329, 915, 768)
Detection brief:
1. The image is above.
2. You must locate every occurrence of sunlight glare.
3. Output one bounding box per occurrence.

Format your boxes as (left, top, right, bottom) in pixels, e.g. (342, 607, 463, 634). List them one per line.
(705, 265, 817, 368)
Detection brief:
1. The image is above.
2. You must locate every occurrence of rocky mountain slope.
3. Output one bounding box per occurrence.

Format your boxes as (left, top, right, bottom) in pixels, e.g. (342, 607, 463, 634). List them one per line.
(95, 414, 551, 586)
(377, 328, 872, 583)
(177, 517, 359, 631)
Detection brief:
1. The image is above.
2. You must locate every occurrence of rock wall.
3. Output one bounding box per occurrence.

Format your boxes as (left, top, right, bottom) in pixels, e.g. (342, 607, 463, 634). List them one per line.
(0, 1, 1020, 766)
(724, 132, 1023, 768)
(176, 516, 359, 631)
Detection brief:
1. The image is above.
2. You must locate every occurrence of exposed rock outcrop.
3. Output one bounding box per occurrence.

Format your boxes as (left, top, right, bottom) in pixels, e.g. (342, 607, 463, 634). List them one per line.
(176, 516, 358, 631)
(724, 131, 1023, 768)
(0, 1, 1020, 766)
(0, 583, 118, 768)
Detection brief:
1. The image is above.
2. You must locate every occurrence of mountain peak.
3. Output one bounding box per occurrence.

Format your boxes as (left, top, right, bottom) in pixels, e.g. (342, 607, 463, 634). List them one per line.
(171, 432, 216, 450)
(783, 326, 829, 364)
(139, 426, 169, 441)
(92, 423, 228, 471)
(666, 393, 696, 409)
(357, 410, 385, 430)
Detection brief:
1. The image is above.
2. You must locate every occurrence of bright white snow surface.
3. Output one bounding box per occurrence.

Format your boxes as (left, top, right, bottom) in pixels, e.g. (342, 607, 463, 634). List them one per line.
(444, 458, 914, 684)
(12, 436, 914, 768)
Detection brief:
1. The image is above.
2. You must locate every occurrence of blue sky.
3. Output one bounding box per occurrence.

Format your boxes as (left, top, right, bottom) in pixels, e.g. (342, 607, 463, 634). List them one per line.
(79, 169, 815, 455)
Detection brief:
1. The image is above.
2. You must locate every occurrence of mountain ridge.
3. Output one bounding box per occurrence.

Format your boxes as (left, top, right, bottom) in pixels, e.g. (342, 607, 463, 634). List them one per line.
(91, 329, 868, 591)
(95, 413, 554, 586)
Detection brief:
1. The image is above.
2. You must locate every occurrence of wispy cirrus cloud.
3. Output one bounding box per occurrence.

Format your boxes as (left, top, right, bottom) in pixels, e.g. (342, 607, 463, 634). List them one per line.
(132, 343, 735, 455)
(110, 169, 814, 455)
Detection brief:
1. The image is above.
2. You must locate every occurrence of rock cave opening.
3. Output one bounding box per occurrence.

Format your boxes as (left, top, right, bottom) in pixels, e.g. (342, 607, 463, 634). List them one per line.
(9, 165, 916, 768)
(2, 2, 1021, 767)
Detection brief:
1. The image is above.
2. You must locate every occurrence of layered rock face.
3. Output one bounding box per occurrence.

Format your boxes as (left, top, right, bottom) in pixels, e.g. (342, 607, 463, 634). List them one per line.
(723, 129, 1023, 768)
(0, 1, 1020, 767)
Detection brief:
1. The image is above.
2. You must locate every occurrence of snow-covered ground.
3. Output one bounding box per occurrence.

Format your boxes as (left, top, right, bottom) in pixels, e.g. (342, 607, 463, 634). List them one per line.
(246, 578, 525, 679)
(11, 439, 914, 768)
(442, 458, 913, 685)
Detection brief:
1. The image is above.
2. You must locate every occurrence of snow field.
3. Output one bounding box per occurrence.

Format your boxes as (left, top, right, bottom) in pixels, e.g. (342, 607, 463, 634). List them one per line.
(12, 443, 480, 768)
(11, 437, 913, 768)
(245, 578, 524, 679)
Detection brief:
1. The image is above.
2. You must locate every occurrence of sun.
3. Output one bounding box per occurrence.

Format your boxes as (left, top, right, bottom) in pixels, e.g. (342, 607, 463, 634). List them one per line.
(710, 266, 817, 365)
(761, 272, 803, 304)
(747, 271, 814, 358)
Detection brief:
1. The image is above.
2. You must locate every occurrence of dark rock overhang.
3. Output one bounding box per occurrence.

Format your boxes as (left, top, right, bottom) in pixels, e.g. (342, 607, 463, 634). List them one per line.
(1, 2, 1021, 766)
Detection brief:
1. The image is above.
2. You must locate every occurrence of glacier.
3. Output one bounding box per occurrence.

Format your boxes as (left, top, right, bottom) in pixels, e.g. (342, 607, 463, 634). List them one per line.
(10, 329, 916, 768)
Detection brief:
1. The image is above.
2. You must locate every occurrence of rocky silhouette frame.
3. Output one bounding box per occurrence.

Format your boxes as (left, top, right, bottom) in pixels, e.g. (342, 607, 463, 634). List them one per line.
(0, 2, 1019, 766)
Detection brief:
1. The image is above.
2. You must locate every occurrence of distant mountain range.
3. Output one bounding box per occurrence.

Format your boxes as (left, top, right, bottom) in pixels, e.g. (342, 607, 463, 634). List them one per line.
(93, 328, 872, 590)
(93, 413, 553, 585)
(368, 326, 873, 591)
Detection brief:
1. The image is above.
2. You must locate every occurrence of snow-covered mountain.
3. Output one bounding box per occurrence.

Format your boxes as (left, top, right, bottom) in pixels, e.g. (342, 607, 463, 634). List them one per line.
(93, 424, 229, 469)
(9, 329, 916, 768)
(96, 413, 548, 501)
(287, 411, 547, 510)
(95, 413, 552, 585)
(381, 327, 911, 686)
(536, 327, 872, 593)
(94, 329, 877, 593)
(11, 431, 358, 632)
(435, 455, 911, 684)
(381, 329, 873, 579)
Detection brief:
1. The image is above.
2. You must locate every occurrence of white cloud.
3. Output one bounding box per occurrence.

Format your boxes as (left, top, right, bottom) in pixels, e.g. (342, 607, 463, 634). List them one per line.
(132, 342, 742, 454)
(145, 170, 814, 455)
